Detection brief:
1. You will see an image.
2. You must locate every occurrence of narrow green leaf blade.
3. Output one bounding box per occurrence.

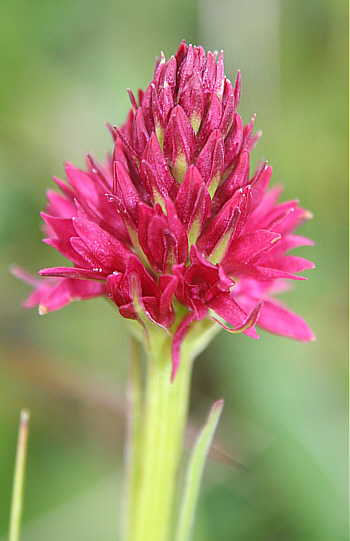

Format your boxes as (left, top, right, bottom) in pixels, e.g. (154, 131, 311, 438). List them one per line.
(174, 399, 224, 541)
(9, 409, 30, 541)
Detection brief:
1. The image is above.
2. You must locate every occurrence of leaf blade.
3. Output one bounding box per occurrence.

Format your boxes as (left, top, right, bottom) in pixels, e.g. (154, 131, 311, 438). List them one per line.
(174, 399, 224, 541)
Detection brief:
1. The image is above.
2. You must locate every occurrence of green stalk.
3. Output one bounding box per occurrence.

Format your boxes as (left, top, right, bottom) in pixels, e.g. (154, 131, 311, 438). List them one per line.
(9, 410, 30, 541)
(129, 333, 194, 541)
(121, 338, 143, 540)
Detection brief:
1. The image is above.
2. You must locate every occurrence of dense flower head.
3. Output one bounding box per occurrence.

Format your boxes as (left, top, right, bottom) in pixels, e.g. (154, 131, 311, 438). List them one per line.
(15, 41, 315, 378)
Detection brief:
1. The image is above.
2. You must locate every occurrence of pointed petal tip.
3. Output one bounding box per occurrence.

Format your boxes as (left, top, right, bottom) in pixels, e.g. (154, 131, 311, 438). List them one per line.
(127, 88, 138, 110)
(301, 327, 316, 342)
(211, 299, 262, 337)
(170, 369, 176, 384)
(10, 265, 43, 288)
(8, 263, 19, 277)
(212, 398, 224, 411)
(296, 330, 316, 343)
(305, 210, 314, 220)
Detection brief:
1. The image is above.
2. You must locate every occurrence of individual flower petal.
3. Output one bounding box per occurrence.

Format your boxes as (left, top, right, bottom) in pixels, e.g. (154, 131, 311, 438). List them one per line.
(43, 238, 89, 268)
(46, 187, 75, 217)
(213, 50, 225, 101)
(157, 55, 177, 122)
(177, 44, 195, 96)
(267, 234, 315, 257)
(163, 105, 196, 183)
(196, 93, 222, 150)
(233, 70, 241, 111)
(208, 295, 261, 339)
(12, 267, 106, 313)
(151, 83, 166, 147)
(250, 297, 316, 342)
(223, 230, 281, 268)
(41, 213, 76, 241)
(258, 255, 315, 274)
(72, 217, 133, 272)
(196, 129, 224, 198)
(140, 83, 154, 135)
(223, 113, 243, 172)
(112, 160, 141, 228)
(219, 91, 234, 138)
(40, 279, 106, 314)
(242, 115, 256, 150)
(39, 266, 107, 280)
(229, 264, 308, 282)
(250, 162, 272, 209)
(139, 133, 179, 208)
(131, 108, 149, 157)
(197, 186, 252, 264)
(178, 72, 205, 135)
(202, 51, 217, 103)
(175, 165, 211, 246)
(213, 148, 250, 211)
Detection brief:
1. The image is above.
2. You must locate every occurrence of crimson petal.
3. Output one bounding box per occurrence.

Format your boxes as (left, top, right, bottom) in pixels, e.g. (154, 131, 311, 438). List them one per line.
(256, 299, 316, 342)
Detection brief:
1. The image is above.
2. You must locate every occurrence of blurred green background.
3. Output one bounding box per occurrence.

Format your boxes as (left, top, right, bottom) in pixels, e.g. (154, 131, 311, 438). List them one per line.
(0, 1, 348, 540)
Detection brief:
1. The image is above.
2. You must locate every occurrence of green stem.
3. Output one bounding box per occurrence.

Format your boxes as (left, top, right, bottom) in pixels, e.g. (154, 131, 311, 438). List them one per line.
(122, 338, 143, 540)
(9, 410, 30, 541)
(129, 334, 194, 541)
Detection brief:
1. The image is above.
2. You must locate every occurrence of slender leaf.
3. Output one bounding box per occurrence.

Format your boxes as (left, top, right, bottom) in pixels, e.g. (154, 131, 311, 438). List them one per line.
(174, 399, 224, 541)
(9, 410, 30, 541)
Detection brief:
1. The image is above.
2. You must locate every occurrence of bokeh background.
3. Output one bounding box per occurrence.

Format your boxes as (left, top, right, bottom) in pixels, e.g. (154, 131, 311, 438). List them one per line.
(0, 1, 348, 540)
